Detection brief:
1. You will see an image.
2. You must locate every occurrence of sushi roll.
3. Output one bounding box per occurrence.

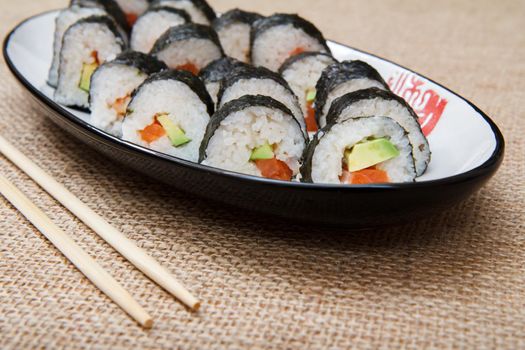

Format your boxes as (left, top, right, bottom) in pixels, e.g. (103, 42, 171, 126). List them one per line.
(315, 60, 390, 128)
(301, 116, 416, 184)
(54, 15, 127, 110)
(325, 88, 430, 176)
(212, 9, 263, 63)
(48, 4, 107, 88)
(89, 51, 167, 137)
(149, 0, 216, 25)
(122, 70, 214, 162)
(279, 52, 337, 133)
(200, 95, 307, 181)
(130, 6, 191, 53)
(150, 23, 224, 75)
(199, 57, 249, 104)
(70, 0, 131, 33)
(251, 14, 331, 71)
(113, 0, 150, 25)
(217, 65, 307, 137)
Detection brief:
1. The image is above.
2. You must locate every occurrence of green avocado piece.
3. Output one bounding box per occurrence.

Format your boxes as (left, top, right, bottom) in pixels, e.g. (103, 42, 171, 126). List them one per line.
(250, 142, 274, 161)
(306, 89, 316, 102)
(157, 114, 191, 147)
(79, 62, 98, 92)
(345, 138, 400, 172)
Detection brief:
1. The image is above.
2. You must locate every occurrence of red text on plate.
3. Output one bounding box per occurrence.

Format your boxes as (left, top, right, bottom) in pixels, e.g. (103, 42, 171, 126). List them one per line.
(388, 72, 448, 136)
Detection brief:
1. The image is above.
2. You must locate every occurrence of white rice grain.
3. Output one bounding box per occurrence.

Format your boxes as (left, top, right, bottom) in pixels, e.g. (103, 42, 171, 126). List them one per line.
(311, 116, 416, 184)
(155, 38, 222, 71)
(252, 24, 328, 71)
(90, 64, 148, 137)
(217, 22, 251, 63)
(54, 21, 123, 108)
(48, 6, 106, 87)
(122, 79, 210, 162)
(203, 105, 305, 177)
(131, 9, 188, 53)
(218, 79, 306, 135)
(318, 79, 388, 127)
(336, 98, 430, 176)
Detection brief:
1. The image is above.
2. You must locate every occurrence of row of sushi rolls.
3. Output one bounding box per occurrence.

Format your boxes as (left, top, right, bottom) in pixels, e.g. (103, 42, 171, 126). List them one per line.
(50, 0, 431, 185)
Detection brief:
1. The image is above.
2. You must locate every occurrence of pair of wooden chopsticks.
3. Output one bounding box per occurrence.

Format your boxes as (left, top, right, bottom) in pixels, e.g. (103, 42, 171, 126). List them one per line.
(0, 135, 200, 328)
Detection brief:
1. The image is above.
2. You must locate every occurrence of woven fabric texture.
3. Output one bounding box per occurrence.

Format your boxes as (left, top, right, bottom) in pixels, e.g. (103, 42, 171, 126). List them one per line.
(1, 0, 524, 349)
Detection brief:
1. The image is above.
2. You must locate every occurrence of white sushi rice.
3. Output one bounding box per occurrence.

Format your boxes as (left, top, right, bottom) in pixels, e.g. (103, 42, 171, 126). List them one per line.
(281, 53, 336, 114)
(131, 9, 188, 53)
(311, 116, 416, 184)
(90, 64, 148, 137)
(336, 98, 430, 176)
(252, 24, 328, 71)
(218, 79, 306, 136)
(155, 38, 223, 71)
(217, 22, 251, 63)
(205, 81, 220, 105)
(54, 21, 124, 109)
(202, 105, 305, 177)
(114, 0, 149, 18)
(122, 79, 210, 162)
(154, 0, 211, 24)
(48, 6, 106, 87)
(318, 79, 388, 127)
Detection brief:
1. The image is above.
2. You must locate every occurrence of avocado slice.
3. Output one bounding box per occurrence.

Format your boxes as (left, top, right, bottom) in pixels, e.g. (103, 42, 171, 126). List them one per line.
(345, 138, 400, 172)
(250, 142, 274, 161)
(156, 114, 191, 147)
(79, 62, 98, 92)
(306, 89, 316, 102)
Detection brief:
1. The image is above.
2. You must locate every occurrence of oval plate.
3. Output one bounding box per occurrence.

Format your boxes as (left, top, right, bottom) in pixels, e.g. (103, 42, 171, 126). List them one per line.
(3, 11, 504, 228)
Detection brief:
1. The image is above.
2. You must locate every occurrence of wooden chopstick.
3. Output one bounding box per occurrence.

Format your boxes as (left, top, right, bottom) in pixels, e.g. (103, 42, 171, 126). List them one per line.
(0, 136, 200, 310)
(0, 174, 153, 328)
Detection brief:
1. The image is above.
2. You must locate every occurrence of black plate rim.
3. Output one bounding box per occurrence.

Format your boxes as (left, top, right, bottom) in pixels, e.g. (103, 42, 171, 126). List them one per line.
(2, 10, 505, 193)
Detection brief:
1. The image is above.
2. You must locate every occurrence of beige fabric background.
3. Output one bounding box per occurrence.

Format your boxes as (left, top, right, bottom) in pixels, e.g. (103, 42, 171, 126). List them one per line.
(1, 0, 524, 348)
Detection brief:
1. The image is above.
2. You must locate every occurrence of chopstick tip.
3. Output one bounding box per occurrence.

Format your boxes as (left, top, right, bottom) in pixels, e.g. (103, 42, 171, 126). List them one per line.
(143, 318, 154, 329)
(192, 301, 201, 312)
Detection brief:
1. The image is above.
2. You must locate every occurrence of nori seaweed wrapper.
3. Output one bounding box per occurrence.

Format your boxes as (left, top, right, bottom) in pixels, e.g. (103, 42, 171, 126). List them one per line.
(278, 51, 336, 75)
(325, 87, 429, 175)
(212, 8, 263, 32)
(88, 51, 167, 105)
(216, 65, 296, 107)
(199, 57, 250, 84)
(66, 15, 127, 49)
(314, 60, 390, 122)
(199, 94, 304, 162)
(149, 0, 217, 22)
(150, 23, 223, 55)
(251, 14, 330, 53)
(130, 69, 214, 116)
(109, 51, 168, 75)
(70, 0, 131, 34)
(298, 116, 374, 183)
(325, 87, 419, 126)
(140, 5, 191, 24)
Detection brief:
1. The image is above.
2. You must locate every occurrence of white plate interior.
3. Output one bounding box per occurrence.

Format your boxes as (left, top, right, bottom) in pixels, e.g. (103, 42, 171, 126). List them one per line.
(5, 11, 498, 182)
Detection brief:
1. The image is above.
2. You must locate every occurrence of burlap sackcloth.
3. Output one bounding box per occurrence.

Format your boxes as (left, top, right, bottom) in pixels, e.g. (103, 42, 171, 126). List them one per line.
(1, 0, 524, 349)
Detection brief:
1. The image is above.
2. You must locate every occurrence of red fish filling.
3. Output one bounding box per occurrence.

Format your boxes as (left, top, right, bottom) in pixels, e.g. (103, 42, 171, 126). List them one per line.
(250, 143, 293, 181)
(108, 94, 131, 119)
(91, 50, 100, 65)
(305, 100, 318, 132)
(289, 47, 305, 57)
(340, 164, 390, 185)
(139, 116, 166, 143)
(255, 158, 293, 181)
(126, 13, 138, 26)
(176, 62, 200, 75)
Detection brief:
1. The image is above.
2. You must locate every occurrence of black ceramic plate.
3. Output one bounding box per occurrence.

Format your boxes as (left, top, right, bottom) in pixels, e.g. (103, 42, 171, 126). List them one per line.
(3, 11, 504, 227)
